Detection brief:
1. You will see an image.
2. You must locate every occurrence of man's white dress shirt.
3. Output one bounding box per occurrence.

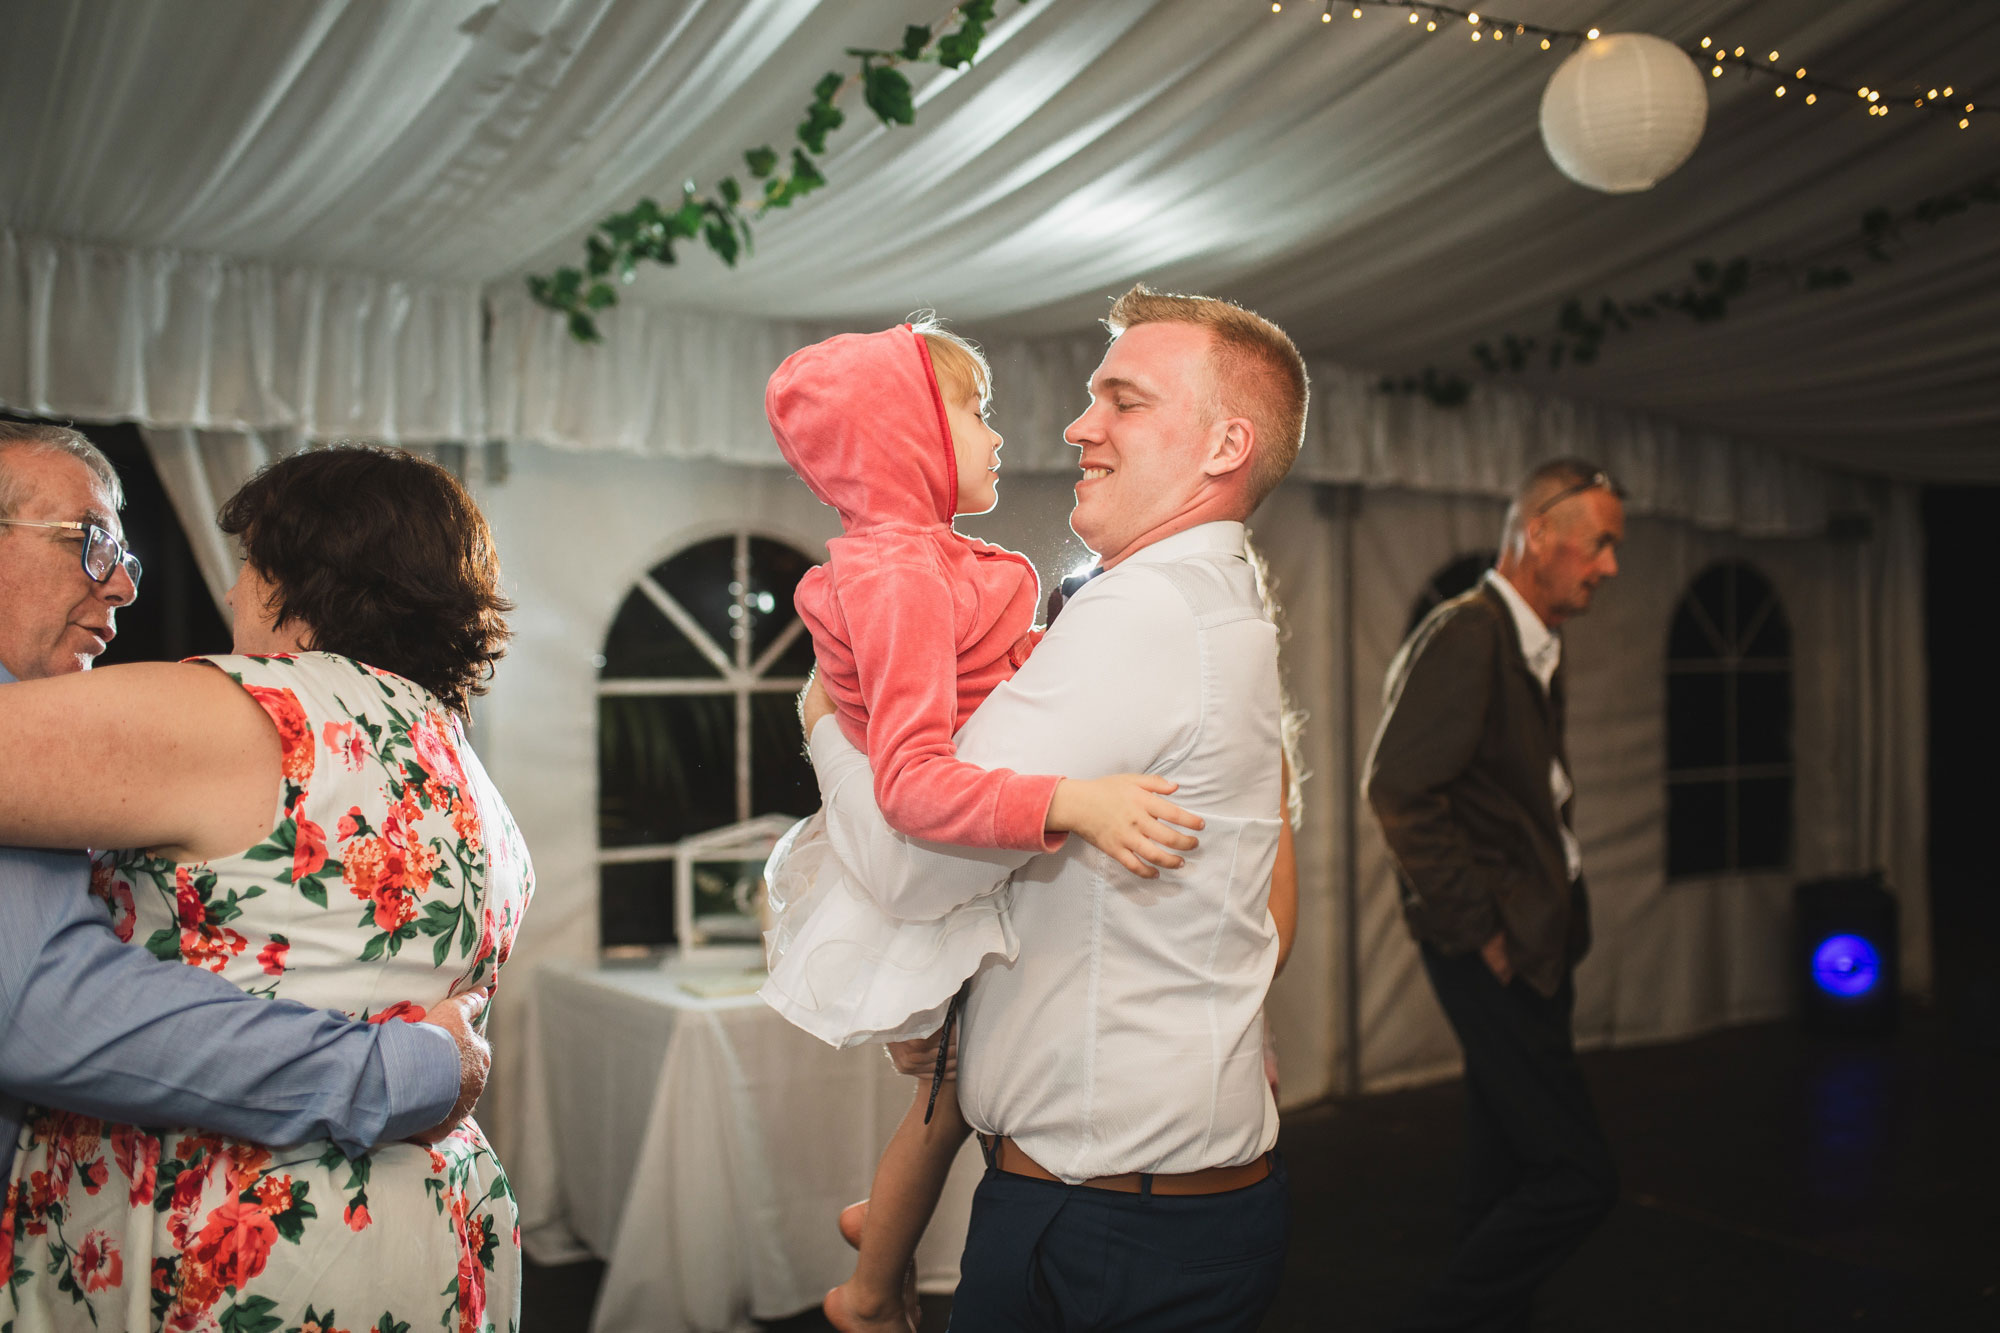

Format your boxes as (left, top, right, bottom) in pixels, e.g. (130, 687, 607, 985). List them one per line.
(1484, 570, 1583, 883)
(810, 522, 1283, 1182)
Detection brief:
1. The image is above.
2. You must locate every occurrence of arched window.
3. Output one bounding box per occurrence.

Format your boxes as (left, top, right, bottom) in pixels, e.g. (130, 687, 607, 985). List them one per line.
(1407, 550, 1498, 637)
(597, 532, 822, 947)
(1666, 561, 1793, 879)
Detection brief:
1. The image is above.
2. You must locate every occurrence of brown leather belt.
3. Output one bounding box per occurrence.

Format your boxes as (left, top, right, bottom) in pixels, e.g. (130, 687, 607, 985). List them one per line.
(981, 1135, 1272, 1196)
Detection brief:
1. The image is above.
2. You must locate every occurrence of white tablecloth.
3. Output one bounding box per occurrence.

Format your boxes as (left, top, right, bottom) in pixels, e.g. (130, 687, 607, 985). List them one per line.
(511, 957, 980, 1333)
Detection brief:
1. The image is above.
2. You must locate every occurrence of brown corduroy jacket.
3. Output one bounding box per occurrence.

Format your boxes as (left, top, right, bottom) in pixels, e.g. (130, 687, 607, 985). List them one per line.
(1363, 582, 1590, 998)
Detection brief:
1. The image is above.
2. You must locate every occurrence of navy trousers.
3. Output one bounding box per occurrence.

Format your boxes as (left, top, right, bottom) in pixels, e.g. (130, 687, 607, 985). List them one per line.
(1401, 945, 1618, 1332)
(946, 1153, 1288, 1332)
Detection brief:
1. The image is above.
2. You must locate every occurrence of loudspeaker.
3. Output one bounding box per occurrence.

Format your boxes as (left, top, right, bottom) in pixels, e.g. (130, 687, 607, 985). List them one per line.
(1794, 873, 1899, 1034)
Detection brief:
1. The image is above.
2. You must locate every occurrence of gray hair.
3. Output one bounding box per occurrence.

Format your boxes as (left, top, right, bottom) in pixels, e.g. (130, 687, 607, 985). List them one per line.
(0, 421, 124, 517)
(1500, 456, 1613, 553)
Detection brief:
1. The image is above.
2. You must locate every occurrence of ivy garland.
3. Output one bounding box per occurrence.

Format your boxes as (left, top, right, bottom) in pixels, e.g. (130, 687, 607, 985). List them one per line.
(1380, 172, 2000, 407)
(528, 0, 1027, 343)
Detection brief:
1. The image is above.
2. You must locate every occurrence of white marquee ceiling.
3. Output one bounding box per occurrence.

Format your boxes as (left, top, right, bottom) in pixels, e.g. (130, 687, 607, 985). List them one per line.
(2, 0, 1995, 478)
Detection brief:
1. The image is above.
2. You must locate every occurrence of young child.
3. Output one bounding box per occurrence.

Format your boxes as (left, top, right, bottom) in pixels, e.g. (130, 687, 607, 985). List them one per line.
(759, 320, 1200, 1332)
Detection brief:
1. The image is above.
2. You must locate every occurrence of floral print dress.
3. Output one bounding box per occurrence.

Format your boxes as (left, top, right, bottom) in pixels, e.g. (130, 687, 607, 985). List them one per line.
(1, 653, 533, 1333)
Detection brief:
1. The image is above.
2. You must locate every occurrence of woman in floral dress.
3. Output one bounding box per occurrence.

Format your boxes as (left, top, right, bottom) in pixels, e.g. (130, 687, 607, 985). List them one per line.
(0, 446, 530, 1332)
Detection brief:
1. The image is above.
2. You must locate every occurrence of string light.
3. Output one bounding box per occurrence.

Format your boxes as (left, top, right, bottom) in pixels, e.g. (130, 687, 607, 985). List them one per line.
(1260, 4, 1985, 134)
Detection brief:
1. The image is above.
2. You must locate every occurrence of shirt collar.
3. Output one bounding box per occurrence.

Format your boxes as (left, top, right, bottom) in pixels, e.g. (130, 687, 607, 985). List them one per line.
(1109, 521, 1246, 569)
(0, 661, 15, 685)
(1485, 568, 1560, 687)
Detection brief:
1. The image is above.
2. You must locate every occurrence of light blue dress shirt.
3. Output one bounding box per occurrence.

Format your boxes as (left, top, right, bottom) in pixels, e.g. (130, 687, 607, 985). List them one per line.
(0, 661, 459, 1179)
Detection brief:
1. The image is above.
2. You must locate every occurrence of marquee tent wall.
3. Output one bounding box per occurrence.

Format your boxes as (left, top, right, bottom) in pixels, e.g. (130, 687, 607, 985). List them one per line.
(0, 0, 1965, 1189)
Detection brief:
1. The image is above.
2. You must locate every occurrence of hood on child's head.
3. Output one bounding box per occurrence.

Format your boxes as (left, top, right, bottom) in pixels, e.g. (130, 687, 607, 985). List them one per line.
(766, 325, 959, 531)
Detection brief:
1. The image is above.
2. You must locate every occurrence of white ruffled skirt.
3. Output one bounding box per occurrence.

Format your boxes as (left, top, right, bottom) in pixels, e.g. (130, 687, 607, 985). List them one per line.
(758, 811, 1018, 1047)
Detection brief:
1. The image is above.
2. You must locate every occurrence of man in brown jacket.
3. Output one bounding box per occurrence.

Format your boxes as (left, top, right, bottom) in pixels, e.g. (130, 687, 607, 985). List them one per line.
(1365, 459, 1625, 1332)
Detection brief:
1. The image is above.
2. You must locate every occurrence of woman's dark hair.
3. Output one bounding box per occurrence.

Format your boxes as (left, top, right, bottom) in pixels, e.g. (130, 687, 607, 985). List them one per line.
(219, 445, 512, 713)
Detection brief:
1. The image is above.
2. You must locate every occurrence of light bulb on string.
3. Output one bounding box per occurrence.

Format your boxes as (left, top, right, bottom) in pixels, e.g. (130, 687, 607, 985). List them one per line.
(1711, 65, 1722, 77)
(1427, 19, 1437, 31)
(1796, 67, 1806, 78)
(1805, 93, 1816, 104)
(1768, 50, 1779, 61)
(1353, 7, 1363, 16)
(1468, 12, 1480, 23)
(1962, 118, 1971, 129)
(1472, 30, 1481, 40)
(1732, 46, 1744, 57)
(1943, 86, 1953, 97)
(1775, 86, 1786, 96)
(1408, 12, 1419, 23)
(1540, 37, 1550, 49)
(1587, 27, 1600, 39)
(1320, 3, 1332, 22)
(1700, 36, 1711, 49)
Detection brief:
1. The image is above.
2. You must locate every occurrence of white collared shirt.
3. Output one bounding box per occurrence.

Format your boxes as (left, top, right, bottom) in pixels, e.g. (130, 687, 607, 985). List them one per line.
(1484, 569, 1582, 882)
(809, 521, 1283, 1181)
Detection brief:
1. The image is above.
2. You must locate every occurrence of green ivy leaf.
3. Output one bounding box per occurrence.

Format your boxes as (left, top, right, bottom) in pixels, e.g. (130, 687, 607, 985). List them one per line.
(862, 63, 915, 125)
(704, 219, 741, 266)
(900, 24, 931, 60)
(584, 281, 617, 311)
(745, 146, 778, 177)
(717, 175, 741, 206)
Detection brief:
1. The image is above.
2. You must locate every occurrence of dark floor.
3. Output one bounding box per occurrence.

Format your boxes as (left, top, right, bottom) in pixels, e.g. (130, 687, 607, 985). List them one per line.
(525, 1008, 2000, 1331)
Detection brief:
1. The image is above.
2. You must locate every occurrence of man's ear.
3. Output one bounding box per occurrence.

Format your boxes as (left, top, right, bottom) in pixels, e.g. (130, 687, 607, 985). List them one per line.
(1200, 417, 1256, 480)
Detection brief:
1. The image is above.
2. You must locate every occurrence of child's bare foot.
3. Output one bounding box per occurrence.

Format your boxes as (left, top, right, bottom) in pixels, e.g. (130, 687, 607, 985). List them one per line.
(838, 1199, 869, 1250)
(824, 1278, 915, 1333)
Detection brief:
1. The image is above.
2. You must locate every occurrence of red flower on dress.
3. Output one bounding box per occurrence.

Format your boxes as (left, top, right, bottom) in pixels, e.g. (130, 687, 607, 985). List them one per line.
(452, 1195, 488, 1333)
(323, 719, 368, 770)
(368, 999, 429, 1025)
(245, 684, 315, 783)
(181, 922, 248, 973)
(344, 1198, 372, 1231)
(75, 1229, 123, 1292)
(168, 1256, 223, 1327)
(90, 861, 137, 942)
(412, 710, 468, 789)
(175, 866, 203, 929)
(188, 1199, 278, 1291)
(252, 1174, 296, 1215)
(338, 805, 365, 840)
(294, 808, 328, 881)
(112, 1125, 160, 1207)
(257, 937, 289, 977)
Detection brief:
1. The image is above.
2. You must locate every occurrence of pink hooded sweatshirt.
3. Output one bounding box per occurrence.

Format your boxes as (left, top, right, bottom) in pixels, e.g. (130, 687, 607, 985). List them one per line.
(768, 325, 1063, 853)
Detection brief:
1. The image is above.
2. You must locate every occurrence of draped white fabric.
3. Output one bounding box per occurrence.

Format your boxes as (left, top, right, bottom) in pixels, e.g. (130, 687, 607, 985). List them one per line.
(487, 294, 1865, 537)
(3, 1, 1994, 478)
(1, 230, 483, 443)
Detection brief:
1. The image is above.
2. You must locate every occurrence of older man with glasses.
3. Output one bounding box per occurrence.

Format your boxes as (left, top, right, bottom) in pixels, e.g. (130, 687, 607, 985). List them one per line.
(0, 420, 488, 1190)
(1365, 457, 1626, 1333)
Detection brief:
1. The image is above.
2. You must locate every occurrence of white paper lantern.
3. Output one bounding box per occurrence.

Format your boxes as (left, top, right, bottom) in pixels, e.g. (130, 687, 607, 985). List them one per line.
(1539, 33, 1709, 193)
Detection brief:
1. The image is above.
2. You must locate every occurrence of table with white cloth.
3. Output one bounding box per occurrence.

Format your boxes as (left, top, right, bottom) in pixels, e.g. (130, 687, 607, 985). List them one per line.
(512, 956, 981, 1333)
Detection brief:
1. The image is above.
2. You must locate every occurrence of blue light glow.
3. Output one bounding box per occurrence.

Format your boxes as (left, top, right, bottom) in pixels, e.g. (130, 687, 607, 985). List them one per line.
(1811, 934, 1881, 998)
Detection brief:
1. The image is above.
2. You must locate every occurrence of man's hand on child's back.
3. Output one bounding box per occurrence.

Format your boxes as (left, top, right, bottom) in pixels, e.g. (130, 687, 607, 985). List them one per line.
(1047, 775, 1202, 878)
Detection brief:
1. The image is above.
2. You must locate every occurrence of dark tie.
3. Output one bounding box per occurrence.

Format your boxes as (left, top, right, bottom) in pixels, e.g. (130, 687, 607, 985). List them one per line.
(1045, 565, 1103, 625)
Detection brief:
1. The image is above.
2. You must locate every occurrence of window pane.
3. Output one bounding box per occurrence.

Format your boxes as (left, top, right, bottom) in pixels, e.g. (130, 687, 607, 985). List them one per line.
(601, 585, 718, 679)
(599, 695, 737, 847)
(1668, 780, 1729, 878)
(1690, 564, 1736, 644)
(600, 860, 675, 948)
(750, 693, 823, 819)
(748, 537, 820, 671)
(1669, 600, 1721, 660)
(1743, 601, 1791, 660)
(1736, 670, 1792, 766)
(1736, 777, 1792, 870)
(654, 537, 740, 658)
(1667, 671, 1728, 771)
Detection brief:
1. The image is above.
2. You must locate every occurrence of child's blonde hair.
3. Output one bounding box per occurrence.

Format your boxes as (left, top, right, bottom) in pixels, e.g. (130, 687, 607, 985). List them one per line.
(908, 312, 992, 410)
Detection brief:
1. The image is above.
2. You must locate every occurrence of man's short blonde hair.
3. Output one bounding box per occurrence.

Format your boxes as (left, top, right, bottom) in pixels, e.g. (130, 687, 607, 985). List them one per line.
(907, 314, 992, 409)
(1104, 285, 1308, 510)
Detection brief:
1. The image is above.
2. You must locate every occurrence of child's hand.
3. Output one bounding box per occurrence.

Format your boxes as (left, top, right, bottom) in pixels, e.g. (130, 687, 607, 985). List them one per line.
(1047, 775, 1202, 878)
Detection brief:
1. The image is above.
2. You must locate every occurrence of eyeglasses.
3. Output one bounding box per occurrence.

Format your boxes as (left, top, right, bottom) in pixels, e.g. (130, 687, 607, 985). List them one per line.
(1532, 471, 1625, 517)
(0, 519, 143, 597)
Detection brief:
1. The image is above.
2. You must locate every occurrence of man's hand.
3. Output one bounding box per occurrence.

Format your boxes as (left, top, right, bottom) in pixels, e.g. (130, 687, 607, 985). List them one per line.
(885, 1029, 955, 1080)
(1481, 931, 1513, 986)
(1045, 774, 1202, 878)
(413, 988, 492, 1144)
(799, 669, 835, 739)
